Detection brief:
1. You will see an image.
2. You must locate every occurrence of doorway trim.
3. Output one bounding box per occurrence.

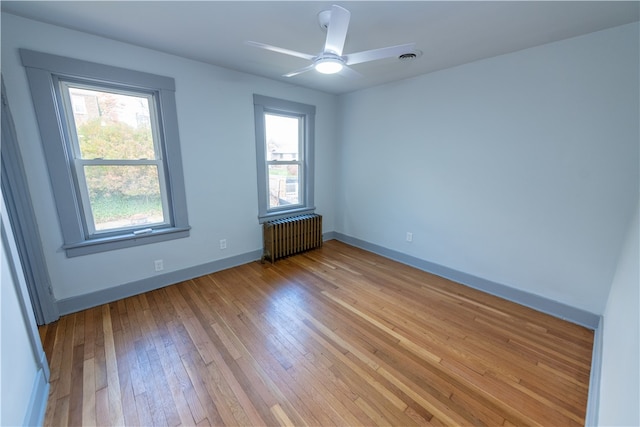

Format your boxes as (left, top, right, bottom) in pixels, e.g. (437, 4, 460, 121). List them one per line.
(1, 77, 59, 324)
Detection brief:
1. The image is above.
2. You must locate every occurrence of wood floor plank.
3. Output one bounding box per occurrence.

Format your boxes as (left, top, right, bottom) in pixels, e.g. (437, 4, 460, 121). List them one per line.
(137, 292, 195, 426)
(150, 290, 206, 425)
(110, 307, 140, 427)
(242, 292, 377, 426)
(270, 403, 297, 427)
(81, 358, 97, 427)
(51, 394, 69, 427)
(56, 314, 75, 398)
(237, 303, 355, 426)
(94, 387, 109, 427)
(131, 392, 153, 427)
(67, 342, 84, 426)
(101, 305, 125, 426)
(134, 339, 168, 426)
(39, 240, 594, 426)
(185, 279, 276, 425)
(122, 298, 147, 398)
(82, 307, 97, 362)
(179, 350, 225, 426)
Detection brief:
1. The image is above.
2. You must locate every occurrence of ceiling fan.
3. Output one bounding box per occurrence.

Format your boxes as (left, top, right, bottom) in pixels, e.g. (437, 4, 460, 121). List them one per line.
(245, 4, 416, 78)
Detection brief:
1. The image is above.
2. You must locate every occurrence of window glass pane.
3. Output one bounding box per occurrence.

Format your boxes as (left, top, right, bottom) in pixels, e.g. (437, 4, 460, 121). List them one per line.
(68, 86, 155, 160)
(84, 165, 166, 231)
(265, 113, 299, 161)
(268, 164, 300, 208)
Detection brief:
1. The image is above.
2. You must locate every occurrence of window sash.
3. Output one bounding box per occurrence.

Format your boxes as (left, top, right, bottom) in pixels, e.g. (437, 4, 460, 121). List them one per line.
(264, 112, 303, 162)
(73, 160, 171, 236)
(59, 80, 172, 237)
(264, 111, 305, 213)
(266, 159, 304, 211)
(265, 135, 306, 213)
(58, 80, 161, 161)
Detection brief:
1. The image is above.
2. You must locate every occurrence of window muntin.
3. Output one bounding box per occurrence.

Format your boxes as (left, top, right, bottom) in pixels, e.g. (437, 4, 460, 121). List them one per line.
(253, 95, 316, 222)
(60, 82, 170, 235)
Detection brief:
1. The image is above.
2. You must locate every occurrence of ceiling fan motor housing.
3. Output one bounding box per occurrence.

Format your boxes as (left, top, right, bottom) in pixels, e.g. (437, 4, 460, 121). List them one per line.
(314, 53, 344, 74)
(318, 9, 331, 30)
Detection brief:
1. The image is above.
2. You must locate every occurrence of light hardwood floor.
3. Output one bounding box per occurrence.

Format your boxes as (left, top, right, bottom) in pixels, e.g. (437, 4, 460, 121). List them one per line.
(39, 240, 594, 426)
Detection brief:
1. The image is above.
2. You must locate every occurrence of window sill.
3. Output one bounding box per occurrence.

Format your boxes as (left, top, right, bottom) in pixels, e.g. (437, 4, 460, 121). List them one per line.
(62, 226, 191, 257)
(258, 207, 316, 223)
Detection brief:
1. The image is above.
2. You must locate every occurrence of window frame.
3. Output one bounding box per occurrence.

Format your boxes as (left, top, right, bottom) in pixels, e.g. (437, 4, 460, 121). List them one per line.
(264, 112, 304, 210)
(21, 49, 190, 257)
(253, 95, 316, 222)
(58, 80, 171, 236)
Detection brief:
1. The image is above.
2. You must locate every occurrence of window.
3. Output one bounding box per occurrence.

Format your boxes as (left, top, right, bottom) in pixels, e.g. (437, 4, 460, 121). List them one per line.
(21, 50, 190, 257)
(253, 95, 315, 221)
(61, 83, 171, 235)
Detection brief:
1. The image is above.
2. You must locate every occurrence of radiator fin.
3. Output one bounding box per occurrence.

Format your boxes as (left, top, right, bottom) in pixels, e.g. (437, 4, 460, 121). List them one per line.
(263, 214, 322, 263)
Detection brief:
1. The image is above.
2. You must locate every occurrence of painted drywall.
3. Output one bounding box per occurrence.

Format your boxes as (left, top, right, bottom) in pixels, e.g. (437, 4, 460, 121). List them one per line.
(1, 193, 45, 426)
(337, 22, 639, 315)
(1, 13, 339, 301)
(0, 231, 39, 426)
(598, 202, 639, 426)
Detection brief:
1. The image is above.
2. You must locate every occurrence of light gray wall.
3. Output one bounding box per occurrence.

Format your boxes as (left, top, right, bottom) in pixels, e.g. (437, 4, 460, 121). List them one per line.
(337, 22, 639, 315)
(598, 202, 639, 426)
(1, 222, 38, 426)
(1, 191, 48, 426)
(1, 12, 339, 301)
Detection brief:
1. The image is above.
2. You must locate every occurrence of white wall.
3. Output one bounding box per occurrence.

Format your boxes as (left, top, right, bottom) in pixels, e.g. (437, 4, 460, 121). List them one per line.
(598, 202, 639, 427)
(0, 228, 38, 426)
(337, 22, 639, 315)
(1, 192, 46, 426)
(1, 13, 339, 301)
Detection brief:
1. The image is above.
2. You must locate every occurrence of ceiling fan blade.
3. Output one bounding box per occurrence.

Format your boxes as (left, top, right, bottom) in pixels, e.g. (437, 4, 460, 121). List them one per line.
(283, 64, 316, 78)
(338, 65, 362, 79)
(324, 5, 350, 56)
(345, 42, 416, 66)
(245, 41, 315, 61)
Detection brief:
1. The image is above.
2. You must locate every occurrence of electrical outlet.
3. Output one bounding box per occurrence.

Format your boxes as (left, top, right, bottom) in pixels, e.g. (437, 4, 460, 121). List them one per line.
(220, 239, 227, 250)
(406, 232, 413, 242)
(154, 259, 164, 271)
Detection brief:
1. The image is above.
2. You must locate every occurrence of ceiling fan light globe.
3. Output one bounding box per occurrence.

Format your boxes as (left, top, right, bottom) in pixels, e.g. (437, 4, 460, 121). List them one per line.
(315, 58, 343, 74)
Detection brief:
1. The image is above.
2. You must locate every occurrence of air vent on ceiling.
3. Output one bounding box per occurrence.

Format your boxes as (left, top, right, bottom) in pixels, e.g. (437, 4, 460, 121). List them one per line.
(398, 50, 423, 61)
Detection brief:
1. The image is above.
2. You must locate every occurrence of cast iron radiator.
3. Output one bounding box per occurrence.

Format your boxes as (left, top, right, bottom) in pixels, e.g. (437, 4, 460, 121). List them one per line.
(262, 214, 322, 263)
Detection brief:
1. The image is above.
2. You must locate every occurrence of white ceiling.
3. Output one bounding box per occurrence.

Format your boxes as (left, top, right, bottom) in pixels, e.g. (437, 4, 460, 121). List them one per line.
(3, 1, 638, 94)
